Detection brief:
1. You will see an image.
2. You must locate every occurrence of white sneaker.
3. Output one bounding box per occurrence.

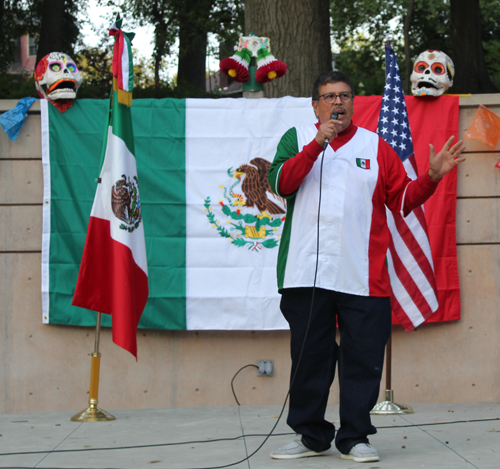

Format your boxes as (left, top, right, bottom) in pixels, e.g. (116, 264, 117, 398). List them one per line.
(270, 438, 331, 460)
(341, 443, 379, 462)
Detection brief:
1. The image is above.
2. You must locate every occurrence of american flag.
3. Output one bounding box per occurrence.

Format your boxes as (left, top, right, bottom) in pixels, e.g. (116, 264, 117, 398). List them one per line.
(378, 44, 438, 331)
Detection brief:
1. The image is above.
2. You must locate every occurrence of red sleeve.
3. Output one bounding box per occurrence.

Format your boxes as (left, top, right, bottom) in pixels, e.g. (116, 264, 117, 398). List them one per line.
(380, 137, 439, 216)
(278, 138, 324, 195)
(402, 171, 440, 215)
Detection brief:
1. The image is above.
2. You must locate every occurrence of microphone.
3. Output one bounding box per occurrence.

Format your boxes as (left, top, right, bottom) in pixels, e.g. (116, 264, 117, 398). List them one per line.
(323, 112, 339, 149)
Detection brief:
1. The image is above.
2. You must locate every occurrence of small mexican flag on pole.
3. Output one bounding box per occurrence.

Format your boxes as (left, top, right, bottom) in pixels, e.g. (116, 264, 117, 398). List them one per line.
(72, 18, 148, 360)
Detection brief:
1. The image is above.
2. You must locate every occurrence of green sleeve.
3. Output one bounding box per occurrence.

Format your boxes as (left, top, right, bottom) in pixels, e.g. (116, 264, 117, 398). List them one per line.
(268, 127, 299, 199)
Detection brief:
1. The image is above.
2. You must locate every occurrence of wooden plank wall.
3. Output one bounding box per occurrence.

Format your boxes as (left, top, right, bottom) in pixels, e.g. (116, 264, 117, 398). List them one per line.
(389, 94, 500, 404)
(0, 96, 499, 415)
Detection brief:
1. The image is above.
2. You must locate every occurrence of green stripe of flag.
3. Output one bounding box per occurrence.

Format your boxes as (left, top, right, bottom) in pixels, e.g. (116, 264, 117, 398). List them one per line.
(46, 98, 187, 329)
(110, 89, 134, 155)
(124, 37, 134, 92)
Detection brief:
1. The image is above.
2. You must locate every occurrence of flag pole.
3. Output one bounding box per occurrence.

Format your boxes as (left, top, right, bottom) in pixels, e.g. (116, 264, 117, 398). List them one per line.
(371, 329, 414, 415)
(70, 312, 116, 422)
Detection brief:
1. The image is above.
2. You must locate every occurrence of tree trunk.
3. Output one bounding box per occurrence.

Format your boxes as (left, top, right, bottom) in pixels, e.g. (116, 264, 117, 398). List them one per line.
(450, 0, 498, 93)
(0, 0, 13, 70)
(403, 0, 415, 94)
(154, 25, 165, 89)
(36, 0, 64, 64)
(176, 0, 214, 91)
(245, 0, 331, 98)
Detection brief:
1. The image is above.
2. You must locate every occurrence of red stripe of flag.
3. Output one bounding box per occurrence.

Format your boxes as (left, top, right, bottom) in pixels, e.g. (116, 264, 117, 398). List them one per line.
(389, 292, 414, 332)
(387, 234, 434, 319)
(392, 211, 438, 297)
(72, 218, 148, 358)
(112, 31, 124, 90)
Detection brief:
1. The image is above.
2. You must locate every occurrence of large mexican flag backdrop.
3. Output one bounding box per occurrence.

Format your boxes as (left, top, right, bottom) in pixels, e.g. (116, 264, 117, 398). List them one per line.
(41, 96, 461, 331)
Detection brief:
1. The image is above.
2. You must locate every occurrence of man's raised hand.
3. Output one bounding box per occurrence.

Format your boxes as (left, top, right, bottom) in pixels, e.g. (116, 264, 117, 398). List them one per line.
(428, 135, 466, 181)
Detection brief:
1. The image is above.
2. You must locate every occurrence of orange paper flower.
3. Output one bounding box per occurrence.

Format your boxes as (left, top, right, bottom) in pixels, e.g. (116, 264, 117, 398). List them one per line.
(464, 105, 500, 150)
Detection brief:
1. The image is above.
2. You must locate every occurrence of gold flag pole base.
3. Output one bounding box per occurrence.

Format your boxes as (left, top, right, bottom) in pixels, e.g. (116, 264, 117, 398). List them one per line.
(71, 399, 116, 422)
(370, 390, 414, 415)
(71, 313, 115, 422)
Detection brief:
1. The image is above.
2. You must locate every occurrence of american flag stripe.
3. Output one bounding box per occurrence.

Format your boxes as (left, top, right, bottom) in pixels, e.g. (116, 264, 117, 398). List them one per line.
(386, 284, 416, 332)
(388, 218, 438, 311)
(391, 211, 437, 294)
(385, 248, 429, 325)
(412, 206, 429, 236)
(387, 221, 436, 312)
(406, 154, 419, 175)
(386, 240, 434, 322)
(403, 156, 434, 257)
(378, 44, 439, 330)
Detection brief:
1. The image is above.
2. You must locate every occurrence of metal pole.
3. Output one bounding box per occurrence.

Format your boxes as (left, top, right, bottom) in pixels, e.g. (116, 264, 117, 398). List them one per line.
(371, 327, 414, 415)
(94, 311, 101, 354)
(386, 333, 392, 390)
(71, 313, 115, 422)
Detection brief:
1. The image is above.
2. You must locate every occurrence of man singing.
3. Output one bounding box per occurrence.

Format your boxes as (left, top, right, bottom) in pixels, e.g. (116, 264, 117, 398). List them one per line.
(267, 71, 465, 463)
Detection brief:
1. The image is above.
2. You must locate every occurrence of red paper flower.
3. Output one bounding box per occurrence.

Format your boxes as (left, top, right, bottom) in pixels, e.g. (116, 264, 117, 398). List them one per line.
(254, 47, 287, 83)
(255, 61, 287, 83)
(220, 48, 252, 83)
(34, 56, 49, 82)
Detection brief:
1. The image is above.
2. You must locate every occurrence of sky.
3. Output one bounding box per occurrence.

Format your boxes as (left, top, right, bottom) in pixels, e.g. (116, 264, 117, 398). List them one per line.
(80, 1, 154, 55)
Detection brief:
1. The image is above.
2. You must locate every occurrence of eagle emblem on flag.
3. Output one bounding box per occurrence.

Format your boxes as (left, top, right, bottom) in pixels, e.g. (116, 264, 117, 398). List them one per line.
(111, 174, 143, 232)
(204, 158, 286, 251)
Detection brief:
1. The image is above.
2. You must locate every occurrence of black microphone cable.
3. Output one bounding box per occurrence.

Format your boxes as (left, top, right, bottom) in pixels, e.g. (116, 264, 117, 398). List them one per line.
(192, 120, 336, 469)
(220, 116, 336, 469)
(4, 125, 338, 469)
(220, 120, 335, 468)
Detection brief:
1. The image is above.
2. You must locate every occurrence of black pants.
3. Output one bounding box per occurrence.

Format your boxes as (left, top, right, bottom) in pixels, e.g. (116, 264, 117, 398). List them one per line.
(280, 287, 391, 454)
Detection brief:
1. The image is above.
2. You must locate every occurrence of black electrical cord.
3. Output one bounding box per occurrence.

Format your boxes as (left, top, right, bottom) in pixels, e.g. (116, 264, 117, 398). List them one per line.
(216, 142, 331, 468)
(0, 147, 332, 469)
(199, 144, 331, 469)
(1, 418, 498, 461)
(230, 364, 258, 406)
(0, 129, 495, 469)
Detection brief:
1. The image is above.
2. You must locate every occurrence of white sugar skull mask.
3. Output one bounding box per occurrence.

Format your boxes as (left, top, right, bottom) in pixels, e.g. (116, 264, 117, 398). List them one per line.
(410, 50, 455, 97)
(34, 52, 82, 101)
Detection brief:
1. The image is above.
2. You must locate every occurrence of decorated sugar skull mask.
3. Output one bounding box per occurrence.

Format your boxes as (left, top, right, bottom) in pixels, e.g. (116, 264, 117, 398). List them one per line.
(410, 50, 455, 97)
(34, 52, 82, 102)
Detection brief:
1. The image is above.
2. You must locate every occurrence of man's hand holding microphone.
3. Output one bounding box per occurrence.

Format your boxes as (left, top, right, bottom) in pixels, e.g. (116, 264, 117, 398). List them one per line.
(316, 112, 340, 149)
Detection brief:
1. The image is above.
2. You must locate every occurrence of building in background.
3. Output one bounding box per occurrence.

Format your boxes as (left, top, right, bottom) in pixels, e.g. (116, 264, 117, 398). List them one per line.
(9, 34, 37, 73)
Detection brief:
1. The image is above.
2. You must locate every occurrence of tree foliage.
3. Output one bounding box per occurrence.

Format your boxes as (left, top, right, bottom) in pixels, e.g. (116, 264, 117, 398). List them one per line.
(479, 0, 500, 89)
(0, 0, 83, 72)
(2, 0, 500, 99)
(334, 36, 386, 96)
(330, 0, 500, 95)
(75, 36, 114, 99)
(0, 0, 37, 71)
(108, 0, 243, 90)
(35, 0, 83, 64)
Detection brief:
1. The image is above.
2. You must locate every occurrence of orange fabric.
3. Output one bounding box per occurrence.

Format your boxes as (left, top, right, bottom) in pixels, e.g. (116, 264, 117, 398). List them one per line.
(464, 105, 500, 150)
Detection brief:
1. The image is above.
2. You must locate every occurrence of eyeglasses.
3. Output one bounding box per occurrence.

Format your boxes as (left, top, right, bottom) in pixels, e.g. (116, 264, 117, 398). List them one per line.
(317, 91, 353, 104)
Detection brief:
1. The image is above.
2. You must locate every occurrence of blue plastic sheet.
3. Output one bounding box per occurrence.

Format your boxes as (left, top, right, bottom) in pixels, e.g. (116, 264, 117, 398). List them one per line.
(0, 97, 37, 141)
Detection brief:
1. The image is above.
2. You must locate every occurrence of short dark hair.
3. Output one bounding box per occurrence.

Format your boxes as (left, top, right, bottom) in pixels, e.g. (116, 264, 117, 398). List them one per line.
(311, 71, 355, 101)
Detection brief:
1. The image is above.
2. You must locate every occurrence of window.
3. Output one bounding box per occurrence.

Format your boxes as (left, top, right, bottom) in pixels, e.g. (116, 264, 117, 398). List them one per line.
(28, 35, 37, 57)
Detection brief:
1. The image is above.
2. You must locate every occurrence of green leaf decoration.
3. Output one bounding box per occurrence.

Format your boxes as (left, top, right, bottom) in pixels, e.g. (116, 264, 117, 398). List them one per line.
(262, 239, 279, 249)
